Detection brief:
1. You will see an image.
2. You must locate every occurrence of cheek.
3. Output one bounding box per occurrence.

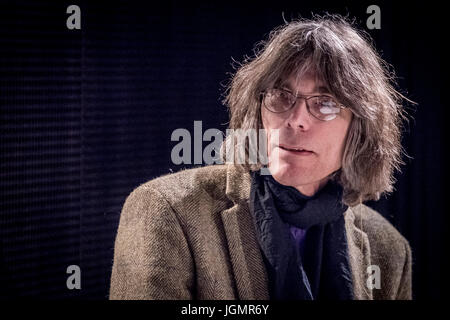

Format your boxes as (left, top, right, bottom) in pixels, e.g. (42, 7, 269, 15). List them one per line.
(325, 142, 344, 167)
(261, 109, 279, 156)
(261, 108, 272, 130)
(320, 123, 350, 166)
(261, 107, 286, 130)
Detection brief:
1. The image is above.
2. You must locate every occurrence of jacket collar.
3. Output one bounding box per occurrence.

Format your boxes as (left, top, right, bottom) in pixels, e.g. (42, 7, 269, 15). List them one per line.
(224, 164, 251, 204)
(220, 164, 373, 300)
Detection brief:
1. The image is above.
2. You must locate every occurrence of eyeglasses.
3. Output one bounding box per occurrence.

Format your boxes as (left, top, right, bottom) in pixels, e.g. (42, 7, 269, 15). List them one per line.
(261, 88, 347, 121)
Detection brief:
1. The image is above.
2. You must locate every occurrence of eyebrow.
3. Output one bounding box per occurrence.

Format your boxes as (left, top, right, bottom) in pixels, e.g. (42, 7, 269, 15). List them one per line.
(280, 83, 332, 95)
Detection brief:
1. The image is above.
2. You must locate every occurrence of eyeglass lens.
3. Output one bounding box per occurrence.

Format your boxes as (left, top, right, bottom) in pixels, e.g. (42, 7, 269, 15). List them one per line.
(263, 89, 341, 121)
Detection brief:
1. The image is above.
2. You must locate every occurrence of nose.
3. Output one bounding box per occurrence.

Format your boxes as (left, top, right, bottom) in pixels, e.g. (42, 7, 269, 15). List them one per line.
(287, 98, 312, 130)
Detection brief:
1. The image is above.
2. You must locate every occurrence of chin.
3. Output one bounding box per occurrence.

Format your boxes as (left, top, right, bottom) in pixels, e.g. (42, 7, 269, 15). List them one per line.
(268, 161, 314, 188)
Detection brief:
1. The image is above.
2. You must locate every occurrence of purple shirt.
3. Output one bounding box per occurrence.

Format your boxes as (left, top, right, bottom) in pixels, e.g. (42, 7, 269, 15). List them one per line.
(289, 225, 307, 259)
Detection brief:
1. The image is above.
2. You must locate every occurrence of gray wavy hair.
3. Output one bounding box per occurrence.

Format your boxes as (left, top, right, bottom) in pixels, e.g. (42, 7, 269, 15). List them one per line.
(221, 14, 413, 206)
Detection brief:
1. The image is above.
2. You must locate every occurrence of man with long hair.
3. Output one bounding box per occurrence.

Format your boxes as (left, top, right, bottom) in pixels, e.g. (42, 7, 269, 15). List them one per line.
(110, 15, 412, 300)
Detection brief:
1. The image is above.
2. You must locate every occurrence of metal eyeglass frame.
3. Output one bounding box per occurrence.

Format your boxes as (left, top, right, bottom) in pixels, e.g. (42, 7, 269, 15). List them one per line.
(260, 88, 347, 121)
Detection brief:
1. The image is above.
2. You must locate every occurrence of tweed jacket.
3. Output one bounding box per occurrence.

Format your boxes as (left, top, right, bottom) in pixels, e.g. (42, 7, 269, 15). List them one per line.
(109, 164, 412, 300)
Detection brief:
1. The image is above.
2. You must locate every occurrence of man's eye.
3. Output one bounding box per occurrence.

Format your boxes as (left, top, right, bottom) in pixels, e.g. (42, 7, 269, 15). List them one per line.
(319, 105, 340, 114)
(317, 98, 339, 114)
(278, 92, 293, 103)
(321, 99, 337, 107)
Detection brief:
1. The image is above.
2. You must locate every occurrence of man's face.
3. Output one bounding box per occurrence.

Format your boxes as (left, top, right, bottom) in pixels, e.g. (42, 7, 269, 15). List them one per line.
(261, 71, 353, 196)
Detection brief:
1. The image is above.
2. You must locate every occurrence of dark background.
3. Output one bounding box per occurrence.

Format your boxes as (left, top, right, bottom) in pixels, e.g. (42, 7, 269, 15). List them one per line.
(0, 0, 446, 299)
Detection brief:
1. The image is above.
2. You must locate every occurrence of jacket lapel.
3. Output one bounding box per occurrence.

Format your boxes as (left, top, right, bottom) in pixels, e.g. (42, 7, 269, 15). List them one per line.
(220, 165, 269, 299)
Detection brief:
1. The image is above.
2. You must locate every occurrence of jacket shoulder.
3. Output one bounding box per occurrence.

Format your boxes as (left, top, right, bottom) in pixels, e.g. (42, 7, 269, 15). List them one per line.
(127, 165, 230, 218)
(350, 204, 409, 251)
(142, 164, 227, 197)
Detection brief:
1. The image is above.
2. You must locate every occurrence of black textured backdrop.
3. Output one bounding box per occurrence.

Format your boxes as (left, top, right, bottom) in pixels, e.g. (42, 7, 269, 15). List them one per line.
(0, 0, 446, 299)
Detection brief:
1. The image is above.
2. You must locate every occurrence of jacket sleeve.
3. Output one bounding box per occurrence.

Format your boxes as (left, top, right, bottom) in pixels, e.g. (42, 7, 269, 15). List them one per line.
(109, 185, 195, 299)
(395, 241, 413, 300)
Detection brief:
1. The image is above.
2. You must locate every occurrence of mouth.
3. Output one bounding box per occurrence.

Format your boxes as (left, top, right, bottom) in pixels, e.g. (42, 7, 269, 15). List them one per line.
(278, 144, 314, 155)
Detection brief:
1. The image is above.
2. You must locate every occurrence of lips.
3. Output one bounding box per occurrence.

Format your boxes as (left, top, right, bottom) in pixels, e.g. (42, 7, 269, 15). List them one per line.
(279, 144, 313, 153)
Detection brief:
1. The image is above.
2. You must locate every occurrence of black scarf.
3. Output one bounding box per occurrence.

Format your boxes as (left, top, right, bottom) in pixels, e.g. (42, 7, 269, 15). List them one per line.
(249, 170, 354, 300)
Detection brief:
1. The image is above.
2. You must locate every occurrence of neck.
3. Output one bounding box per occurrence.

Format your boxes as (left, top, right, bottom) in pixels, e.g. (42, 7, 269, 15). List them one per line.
(294, 177, 330, 197)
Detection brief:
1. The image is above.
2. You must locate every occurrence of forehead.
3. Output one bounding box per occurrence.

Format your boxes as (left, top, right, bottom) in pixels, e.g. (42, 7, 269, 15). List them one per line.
(281, 71, 331, 94)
